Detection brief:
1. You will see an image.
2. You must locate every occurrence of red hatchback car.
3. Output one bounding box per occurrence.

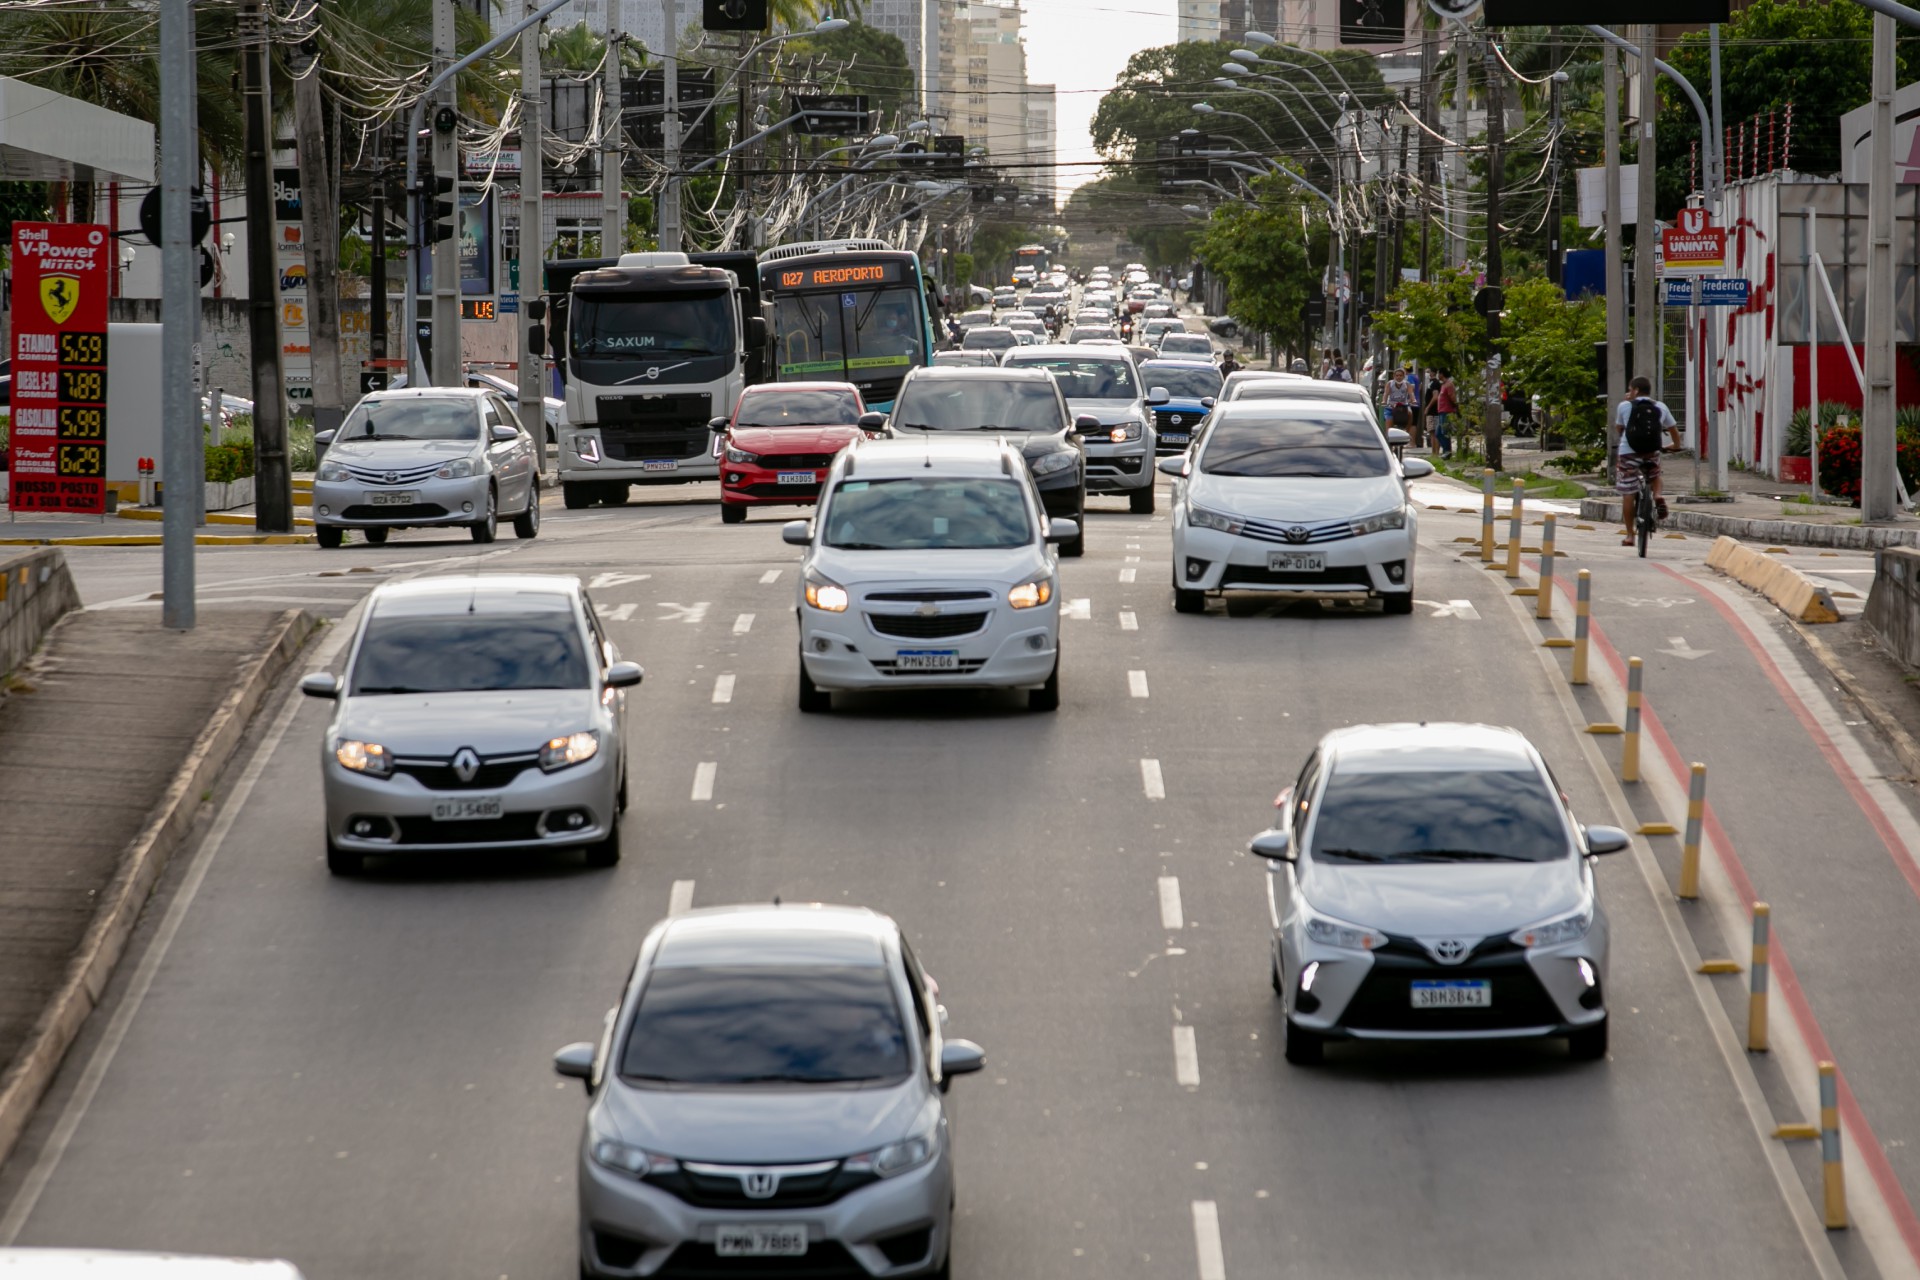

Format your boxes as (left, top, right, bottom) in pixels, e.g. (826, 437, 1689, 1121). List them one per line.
(710, 382, 884, 524)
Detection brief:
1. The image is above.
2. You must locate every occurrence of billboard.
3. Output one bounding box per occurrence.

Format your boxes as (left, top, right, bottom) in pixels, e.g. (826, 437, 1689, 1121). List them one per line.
(7, 222, 110, 514)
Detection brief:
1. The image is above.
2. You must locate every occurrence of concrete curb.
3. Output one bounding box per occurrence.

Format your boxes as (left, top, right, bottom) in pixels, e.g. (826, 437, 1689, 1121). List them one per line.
(115, 510, 315, 529)
(1790, 623, 1920, 783)
(0, 534, 314, 547)
(0, 607, 320, 1173)
(1706, 535, 1842, 623)
(1581, 496, 1920, 551)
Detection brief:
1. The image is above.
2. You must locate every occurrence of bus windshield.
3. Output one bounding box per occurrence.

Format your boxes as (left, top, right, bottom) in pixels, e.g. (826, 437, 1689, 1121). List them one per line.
(772, 284, 926, 380)
(572, 290, 733, 359)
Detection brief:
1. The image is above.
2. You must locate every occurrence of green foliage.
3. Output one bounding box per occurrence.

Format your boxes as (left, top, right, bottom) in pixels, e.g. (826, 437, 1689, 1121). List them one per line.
(950, 252, 975, 290)
(1500, 276, 1608, 452)
(1192, 173, 1312, 344)
(783, 22, 915, 130)
(288, 423, 317, 474)
(1784, 401, 1855, 456)
(204, 426, 256, 484)
(1369, 267, 1492, 385)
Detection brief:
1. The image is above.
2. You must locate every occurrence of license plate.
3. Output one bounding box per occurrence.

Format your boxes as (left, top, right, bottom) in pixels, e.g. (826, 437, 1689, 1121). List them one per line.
(895, 649, 959, 670)
(1161, 433, 1189, 445)
(715, 1225, 807, 1257)
(641, 459, 678, 473)
(777, 471, 816, 485)
(367, 490, 419, 506)
(1267, 551, 1325, 573)
(1411, 979, 1491, 1009)
(431, 795, 502, 822)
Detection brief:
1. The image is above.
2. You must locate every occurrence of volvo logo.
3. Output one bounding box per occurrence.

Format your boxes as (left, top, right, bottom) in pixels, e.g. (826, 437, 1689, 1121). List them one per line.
(1283, 526, 1311, 544)
(1431, 938, 1470, 963)
(742, 1172, 778, 1199)
(452, 747, 480, 784)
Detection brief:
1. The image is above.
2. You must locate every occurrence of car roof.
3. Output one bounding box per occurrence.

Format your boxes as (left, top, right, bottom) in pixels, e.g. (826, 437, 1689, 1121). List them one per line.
(905, 365, 1055, 383)
(1234, 381, 1373, 405)
(1208, 399, 1376, 425)
(1321, 723, 1541, 774)
(653, 904, 896, 969)
(1004, 343, 1132, 362)
(359, 387, 488, 404)
(742, 380, 858, 394)
(368, 574, 582, 616)
(1140, 357, 1217, 370)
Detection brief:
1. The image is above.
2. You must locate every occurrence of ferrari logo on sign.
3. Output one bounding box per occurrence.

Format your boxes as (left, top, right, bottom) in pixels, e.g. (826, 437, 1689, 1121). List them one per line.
(40, 275, 80, 325)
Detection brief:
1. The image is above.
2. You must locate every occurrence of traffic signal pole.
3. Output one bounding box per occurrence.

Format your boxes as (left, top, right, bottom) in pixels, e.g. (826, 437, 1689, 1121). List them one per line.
(518, 0, 546, 476)
(430, 0, 461, 387)
(160, 0, 197, 626)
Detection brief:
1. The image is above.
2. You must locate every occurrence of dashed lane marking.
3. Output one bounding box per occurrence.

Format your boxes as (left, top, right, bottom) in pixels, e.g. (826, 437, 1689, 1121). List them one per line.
(1120, 567, 1137, 583)
(1192, 1201, 1226, 1280)
(1064, 598, 1091, 620)
(733, 613, 755, 635)
(712, 675, 735, 704)
(691, 762, 717, 801)
(1173, 1024, 1200, 1086)
(669, 880, 695, 915)
(1129, 670, 1150, 698)
(1141, 758, 1166, 800)
(1120, 611, 1139, 631)
(759, 569, 782, 584)
(1158, 875, 1183, 930)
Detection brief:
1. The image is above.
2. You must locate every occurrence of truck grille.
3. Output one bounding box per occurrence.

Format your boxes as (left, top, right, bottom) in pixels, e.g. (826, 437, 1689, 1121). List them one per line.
(603, 428, 708, 461)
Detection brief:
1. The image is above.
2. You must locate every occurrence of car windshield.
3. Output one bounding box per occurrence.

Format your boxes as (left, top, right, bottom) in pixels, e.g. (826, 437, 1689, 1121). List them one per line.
(823, 476, 1033, 550)
(1236, 383, 1348, 402)
(1198, 414, 1389, 478)
(350, 608, 590, 694)
(1161, 336, 1211, 353)
(620, 965, 910, 1086)
(1309, 766, 1568, 864)
(338, 397, 479, 442)
(1005, 356, 1135, 399)
(961, 330, 1017, 350)
(891, 378, 1062, 432)
(572, 290, 733, 359)
(1142, 364, 1221, 400)
(736, 389, 861, 427)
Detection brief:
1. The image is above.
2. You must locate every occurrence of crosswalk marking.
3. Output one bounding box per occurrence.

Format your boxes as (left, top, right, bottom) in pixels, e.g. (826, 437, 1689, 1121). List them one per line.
(733, 613, 755, 635)
(759, 569, 782, 584)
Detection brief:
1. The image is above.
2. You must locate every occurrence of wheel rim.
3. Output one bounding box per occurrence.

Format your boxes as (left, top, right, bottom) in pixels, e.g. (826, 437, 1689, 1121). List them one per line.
(485, 491, 496, 533)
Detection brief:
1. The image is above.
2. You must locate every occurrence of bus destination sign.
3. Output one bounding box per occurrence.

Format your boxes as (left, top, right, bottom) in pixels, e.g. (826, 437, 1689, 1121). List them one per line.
(775, 260, 903, 290)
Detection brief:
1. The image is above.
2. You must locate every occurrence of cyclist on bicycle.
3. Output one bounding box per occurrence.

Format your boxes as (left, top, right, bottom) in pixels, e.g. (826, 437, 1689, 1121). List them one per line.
(1616, 375, 1682, 546)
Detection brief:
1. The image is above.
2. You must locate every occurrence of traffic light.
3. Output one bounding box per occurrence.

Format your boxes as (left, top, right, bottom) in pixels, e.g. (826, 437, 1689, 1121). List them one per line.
(1338, 0, 1404, 44)
(422, 174, 456, 244)
(702, 0, 766, 31)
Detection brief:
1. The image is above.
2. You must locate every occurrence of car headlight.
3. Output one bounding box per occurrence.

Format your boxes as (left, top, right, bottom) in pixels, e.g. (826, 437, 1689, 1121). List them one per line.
(1301, 903, 1387, 952)
(1510, 901, 1594, 949)
(1349, 506, 1408, 536)
(805, 574, 850, 612)
(1187, 503, 1244, 535)
(590, 1139, 680, 1179)
(540, 730, 599, 772)
(1009, 579, 1053, 609)
(436, 457, 477, 479)
(571, 433, 601, 463)
(334, 739, 393, 777)
(1107, 420, 1144, 443)
(844, 1121, 938, 1179)
(317, 460, 347, 482)
(725, 444, 759, 464)
(1028, 449, 1078, 477)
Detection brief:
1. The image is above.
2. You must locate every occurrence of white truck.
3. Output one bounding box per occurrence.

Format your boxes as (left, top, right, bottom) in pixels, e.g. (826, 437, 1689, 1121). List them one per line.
(542, 251, 764, 509)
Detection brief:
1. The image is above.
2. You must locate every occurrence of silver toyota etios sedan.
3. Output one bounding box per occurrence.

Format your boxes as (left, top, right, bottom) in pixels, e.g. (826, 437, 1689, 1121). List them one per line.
(300, 575, 641, 874)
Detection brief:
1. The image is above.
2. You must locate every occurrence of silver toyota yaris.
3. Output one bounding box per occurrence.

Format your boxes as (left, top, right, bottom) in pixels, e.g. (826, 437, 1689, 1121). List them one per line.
(555, 904, 985, 1278)
(300, 575, 641, 874)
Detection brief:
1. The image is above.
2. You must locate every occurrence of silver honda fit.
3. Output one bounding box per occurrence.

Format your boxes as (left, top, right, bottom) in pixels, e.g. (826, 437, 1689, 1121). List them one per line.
(555, 904, 985, 1278)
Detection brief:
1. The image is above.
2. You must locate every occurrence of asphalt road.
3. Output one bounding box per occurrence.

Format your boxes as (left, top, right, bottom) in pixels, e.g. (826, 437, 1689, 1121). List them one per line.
(0, 477, 1853, 1278)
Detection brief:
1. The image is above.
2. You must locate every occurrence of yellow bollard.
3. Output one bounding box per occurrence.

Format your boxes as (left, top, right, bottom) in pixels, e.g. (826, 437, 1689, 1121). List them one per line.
(1677, 763, 1706, 900)
(1622, 658, 1643, 782)
(1480, 470, 1496, 561)
(1748, 903, 1770, 1053)
(1571, 570, 1592, 685)
(1820, 1062, 1847, 1229)
(1536, 515, 1557, 619)
(1504, 483, 1525, 578)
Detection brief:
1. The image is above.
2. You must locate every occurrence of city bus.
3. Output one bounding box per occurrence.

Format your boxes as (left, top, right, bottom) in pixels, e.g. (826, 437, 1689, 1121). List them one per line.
(758, 240, 937, 412)
(1012, 243, 1051, 284)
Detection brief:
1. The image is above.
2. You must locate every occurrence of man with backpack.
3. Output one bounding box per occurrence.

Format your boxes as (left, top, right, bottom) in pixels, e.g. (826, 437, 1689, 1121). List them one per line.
(1615, 375, 1681, 545)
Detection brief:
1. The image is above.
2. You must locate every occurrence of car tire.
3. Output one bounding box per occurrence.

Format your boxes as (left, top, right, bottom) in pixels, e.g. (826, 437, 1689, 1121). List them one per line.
(315, 525, 344, 550)
(617, 762, 629, 814)
(362, 526, 389, 546)
(1173, 582, 1205, 614)
(798, 661, 831, 713)
(582, 821, 621, 868)
(325, 838, 362, 877)
(1567, 1017, 1609, 1061)
(604, 482, 630, 506)
(1060, 494, 1087, 558)
(513, 484, 541, 538)
(720, 503, 747, 525)
(1382, 589, 1414, 616)
(1129, 483, 1156, 515)
(1270, 949, 1284, 995)
(471, 488, 498, 542)
(1282, 1016, 1324, 1066)
(563, 482, 592, 510)
(1028, 658, 1060, 712)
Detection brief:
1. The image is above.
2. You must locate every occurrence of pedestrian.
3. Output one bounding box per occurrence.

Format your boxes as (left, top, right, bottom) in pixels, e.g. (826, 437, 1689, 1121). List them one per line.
(1432, 373, 1456, 459)
(1328, 355, 1353, 383)
(1384, 367, 1414, 434)
(1317, 347, 1335, 379)
(1290, 357, 1309, 375)
(1615, 375, 1682, 545)
(1219, 349, 1242, 377)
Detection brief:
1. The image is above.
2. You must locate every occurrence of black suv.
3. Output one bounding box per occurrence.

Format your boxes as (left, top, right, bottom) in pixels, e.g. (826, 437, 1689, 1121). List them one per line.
(884, 366, 1089, 557)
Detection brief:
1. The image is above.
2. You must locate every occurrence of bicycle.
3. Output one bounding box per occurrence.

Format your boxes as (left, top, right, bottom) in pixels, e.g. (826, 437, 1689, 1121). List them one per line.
(1624, 446, 1678, 557)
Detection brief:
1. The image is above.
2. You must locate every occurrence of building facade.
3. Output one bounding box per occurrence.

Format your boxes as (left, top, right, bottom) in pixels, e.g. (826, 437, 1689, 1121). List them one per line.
(862, 0, 939, 114)
(1026, 83, 1056, 213)
(1177, 0, 1222, 43)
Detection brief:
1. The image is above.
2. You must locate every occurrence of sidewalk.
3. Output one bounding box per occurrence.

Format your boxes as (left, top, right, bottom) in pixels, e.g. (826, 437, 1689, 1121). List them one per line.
(0, 605, 317, 1168)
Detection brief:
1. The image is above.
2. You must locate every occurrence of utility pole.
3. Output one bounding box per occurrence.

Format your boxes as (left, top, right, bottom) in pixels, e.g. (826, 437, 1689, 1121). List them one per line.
(1450, 23, 1469, 267)
(292, 23, 346, 433)
(519, 0, 546, 475)
(370, 163, 388, 381)
(659, 0, 682, 251)
(1708, 21, 1724, 490)
(430, 0, 461, 386)
(242, 1, 292, 533)
(602, 28, 624, 256)
(1547, 65, 1564, 286)
(1482, 36, 1504, 472)
(1634, 24, 1658, 398)
(160, 0, 197, 628)
(738, 29, 754, 250)
(1864, 11, 1898, 521)
(1418, 20, 1436, 282)
(1603, 41, 1625, 465)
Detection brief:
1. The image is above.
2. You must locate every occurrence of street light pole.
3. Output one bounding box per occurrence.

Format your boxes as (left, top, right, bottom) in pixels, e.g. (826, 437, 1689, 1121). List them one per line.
(518, 0, 546, 475)
(659, 0, 682, 251)
(160, 0, 196, 628)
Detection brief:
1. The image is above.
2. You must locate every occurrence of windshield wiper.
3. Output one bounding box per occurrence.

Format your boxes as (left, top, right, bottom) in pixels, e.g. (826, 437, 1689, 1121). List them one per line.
(829, 541, 891, 550)
(1312, 848, 1394, 862)
(1413, 849, 1539, 862)
(352, 685, 427, 694)
(895, 422, 946, 431)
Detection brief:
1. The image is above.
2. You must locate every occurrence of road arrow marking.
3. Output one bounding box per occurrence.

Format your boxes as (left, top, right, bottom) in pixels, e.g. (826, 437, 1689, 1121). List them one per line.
(1660, 635, 1711, 659)
(1064, 597, 1091, 620)
(596, 602, 637, 622)
(1416, 598, 1480, 620)
(657, 601, 710, 625)
(590, 571, 652, 588)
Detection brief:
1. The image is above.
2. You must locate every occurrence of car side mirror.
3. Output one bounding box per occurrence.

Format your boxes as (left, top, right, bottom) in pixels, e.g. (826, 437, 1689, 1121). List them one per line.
(299, 671, 340, 699)
(1045, 517, 1079, 545)
(313, 429, 337, 446)
(939, 1039, 985, 1089)
(857, 412, 888, 432)
(1200, 396, 1216, 408)
(1400, 458, 1434, 479)
(747, 316, 767, 346)
(1386, 427, 1410, 446)
(1073, 413, 1102, 432)
(1248, 827, 1294, 861)
(1156, 455, 1188, 477)
(1147, 387, 1170, 405)
(708, 416, 730, 434)
(490, 424, 520, 443)
(781, 519, 813, 547)
(605, 661, 644, 689)
(527, 323, 546, 357)
(553, 1041, 595, 1087)
(1583, 824, 1630, 856)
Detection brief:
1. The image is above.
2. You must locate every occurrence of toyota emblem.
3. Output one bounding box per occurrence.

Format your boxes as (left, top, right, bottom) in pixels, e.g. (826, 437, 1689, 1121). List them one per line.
(742, 1171, 778, 1199)
(452, 747, 480, 784)
(1283, 526, 1311, 544)
(384, 471, 399, 484)
(1432, 938, 1469, 963)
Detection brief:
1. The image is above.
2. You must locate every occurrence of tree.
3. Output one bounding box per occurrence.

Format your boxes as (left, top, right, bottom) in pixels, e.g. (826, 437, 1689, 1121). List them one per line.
(782, 22, 916, 131)
(1499, 276, 1608, 454)
(1193, 173, 1315, 353)
(1370, 268, 1494, 392)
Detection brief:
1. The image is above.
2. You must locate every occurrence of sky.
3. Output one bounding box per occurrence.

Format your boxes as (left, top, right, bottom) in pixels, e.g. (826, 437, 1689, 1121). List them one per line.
(1021, 0, 1179, 197)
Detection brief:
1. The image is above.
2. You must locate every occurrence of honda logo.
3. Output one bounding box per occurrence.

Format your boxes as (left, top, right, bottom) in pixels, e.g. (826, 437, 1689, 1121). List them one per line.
(452, 747, 480, 784)
(742, 1171, 778, 1198)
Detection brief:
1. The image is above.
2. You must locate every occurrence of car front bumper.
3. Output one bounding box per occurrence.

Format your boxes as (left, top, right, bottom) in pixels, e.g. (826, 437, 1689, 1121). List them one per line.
(1083, 436, 1154, 494)
(799, 600, 1059, 693)
(579, 1144, 952, 1278)
(1171, 519, 1415, 599)
(563, 428, 720, 484)
(720, 457, 829, 507)
(310, 473, 491, 528)
(322, 747, 617, 853)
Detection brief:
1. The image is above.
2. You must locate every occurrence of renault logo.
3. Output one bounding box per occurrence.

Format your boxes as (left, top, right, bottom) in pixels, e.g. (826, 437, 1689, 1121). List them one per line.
(1283, 526, 1311, 544)
(452, 747, 480, 784)
(1431, 938, 1469, 963)
(742, 1171, 778, 1199)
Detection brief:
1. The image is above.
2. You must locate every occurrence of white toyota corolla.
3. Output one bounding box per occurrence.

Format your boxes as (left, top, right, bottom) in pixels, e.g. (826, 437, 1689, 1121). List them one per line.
(1159, 400, 1432, 615)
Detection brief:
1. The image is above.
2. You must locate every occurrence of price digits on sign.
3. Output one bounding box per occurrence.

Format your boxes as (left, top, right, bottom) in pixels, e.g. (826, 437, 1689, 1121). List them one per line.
(57, 443, 104, 477)
(58, 368, 105, 403)
(58, 406, 103, 436)
(59, 331, 106, 365)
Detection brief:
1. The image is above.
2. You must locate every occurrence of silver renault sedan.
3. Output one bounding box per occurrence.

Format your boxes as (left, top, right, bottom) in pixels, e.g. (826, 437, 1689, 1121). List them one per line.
(555, 904, 985, 1279)
(311, 387, 539, 548)
(299, 575, 641, 874)
(1250, 723, 1629, 1064)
